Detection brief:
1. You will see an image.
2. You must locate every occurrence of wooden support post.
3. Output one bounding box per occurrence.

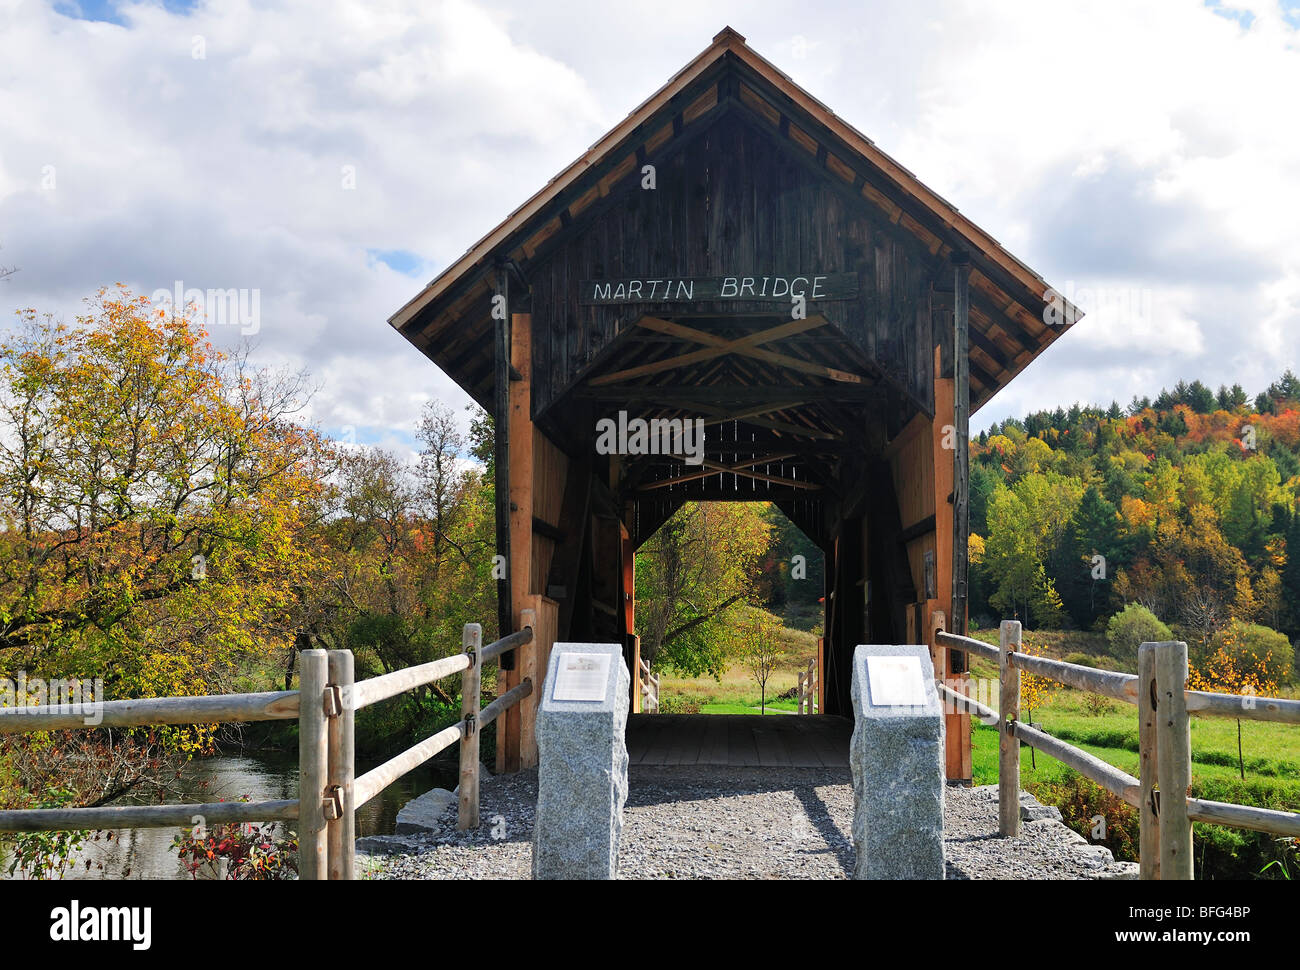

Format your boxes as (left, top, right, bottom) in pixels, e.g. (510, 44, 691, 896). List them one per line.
(499, 310, 533, 774)
(1138, 643, 1160, 880)
(951, 254, 973, 784)
(998, 620, 1021, 838)
(797, 671, 806, 715)
(1155, 640, 1194, 880)
(631, 634, 642, 714)
(951, 254, 971, 639)
(931, 350, 967, 782)
(297, 648, 329, 880)
(494, 269, 512, 668)
(459, 623, 482, 831)
(326, 649, 355, 880)
(519, 607, 538, 768)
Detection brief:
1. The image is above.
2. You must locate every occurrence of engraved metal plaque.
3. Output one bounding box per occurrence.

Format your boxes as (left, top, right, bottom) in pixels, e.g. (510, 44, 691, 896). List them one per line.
(551, 652, 612, 702)
(866, 655, 927, 707)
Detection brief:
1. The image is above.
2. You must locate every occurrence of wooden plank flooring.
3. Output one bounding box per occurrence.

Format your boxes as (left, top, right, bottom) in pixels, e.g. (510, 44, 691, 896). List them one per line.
(627, 714, 851, 768)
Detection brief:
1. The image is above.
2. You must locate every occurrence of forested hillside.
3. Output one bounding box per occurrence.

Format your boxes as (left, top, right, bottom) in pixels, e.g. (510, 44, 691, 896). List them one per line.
(968, 372, 1300, 656)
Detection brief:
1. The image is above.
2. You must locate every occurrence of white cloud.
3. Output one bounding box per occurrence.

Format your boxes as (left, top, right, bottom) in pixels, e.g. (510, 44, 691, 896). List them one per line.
(0, 0, 1296, 443)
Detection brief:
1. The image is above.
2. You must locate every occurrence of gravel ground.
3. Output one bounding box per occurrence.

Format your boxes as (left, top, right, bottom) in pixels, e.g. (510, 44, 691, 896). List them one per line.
(365, 766, 1135, 880)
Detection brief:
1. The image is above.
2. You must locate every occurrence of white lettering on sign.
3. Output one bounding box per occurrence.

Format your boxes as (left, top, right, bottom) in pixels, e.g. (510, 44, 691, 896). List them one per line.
(867, 656, 927, 707)
(578, 273, 856, 305)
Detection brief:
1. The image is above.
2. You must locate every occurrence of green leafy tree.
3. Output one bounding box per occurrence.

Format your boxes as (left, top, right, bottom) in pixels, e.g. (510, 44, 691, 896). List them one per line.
(1106, 603, 1172, 667)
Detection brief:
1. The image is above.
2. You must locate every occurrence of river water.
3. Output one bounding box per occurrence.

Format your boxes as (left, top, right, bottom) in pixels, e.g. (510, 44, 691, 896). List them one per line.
(2, 750, 457, 880)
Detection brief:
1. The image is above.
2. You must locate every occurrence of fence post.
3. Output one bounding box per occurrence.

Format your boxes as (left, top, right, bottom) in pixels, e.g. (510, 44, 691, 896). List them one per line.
(458, 623, 483, 831)
(519, 608, 538, 768)
(998, 620, 1021, 838)
(1138, 642, 1160, 880)
(1155, 640, 1193, 880)
(326, 649, 355, 881)
(798, 671, 806, 714)
(928, 609, 947, 685)
(298, 648, 329, 880)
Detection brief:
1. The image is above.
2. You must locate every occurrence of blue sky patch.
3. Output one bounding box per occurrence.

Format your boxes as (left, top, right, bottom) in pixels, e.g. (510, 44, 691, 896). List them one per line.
(54, 0, 201, 25)
(367, 248, 425, 277)
(1203, 1, 1256, 29)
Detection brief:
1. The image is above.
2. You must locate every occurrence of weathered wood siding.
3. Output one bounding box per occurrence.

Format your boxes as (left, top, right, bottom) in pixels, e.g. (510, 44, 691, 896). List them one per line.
(528, 114, 937, 417)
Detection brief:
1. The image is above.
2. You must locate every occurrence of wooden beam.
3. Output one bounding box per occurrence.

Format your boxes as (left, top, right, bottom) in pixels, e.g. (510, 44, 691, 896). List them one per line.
(493, 272, 511, 669)
(701, 459, 817, 490)
(500, 311, 534, 774)
(531, 516, 565, 543)
(639, 453, 798, 490)
(952, 254, 971, 641)
(623, 314, 866, 385)
(578, 384, 873, 404)
(592, 316, 832, 385)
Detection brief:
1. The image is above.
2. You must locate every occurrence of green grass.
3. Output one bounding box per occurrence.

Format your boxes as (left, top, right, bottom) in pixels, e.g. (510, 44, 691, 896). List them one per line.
(700, 701, 796, 715)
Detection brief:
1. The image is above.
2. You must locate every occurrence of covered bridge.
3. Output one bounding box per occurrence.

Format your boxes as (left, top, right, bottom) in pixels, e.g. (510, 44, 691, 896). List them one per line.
(389, 27, 1079, 781)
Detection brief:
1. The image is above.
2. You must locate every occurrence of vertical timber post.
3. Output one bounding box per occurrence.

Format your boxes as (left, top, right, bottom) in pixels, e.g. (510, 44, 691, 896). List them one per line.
(1155, 641, 1193, 879)
(505, 311, 534, 772)
(326, 649, 355, 880)
(998, 620, 1021, 838)
(494, 268, 512, 667)
(459, 623, 483, 831)
(298, 648, 329, 880)
(1138, 642, 1161, 880)
(950, 252, 972, 784)
(951, 252, 971, 637)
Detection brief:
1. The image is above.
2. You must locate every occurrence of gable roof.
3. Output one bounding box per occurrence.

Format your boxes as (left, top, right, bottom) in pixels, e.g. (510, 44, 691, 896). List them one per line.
(390, 26, 1079, 414)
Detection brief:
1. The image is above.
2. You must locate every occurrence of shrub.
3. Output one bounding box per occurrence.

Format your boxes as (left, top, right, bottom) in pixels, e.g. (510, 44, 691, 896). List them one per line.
(1106, 603, 1173, 665)
(1027, 775, 1139, 862)
(1210, 621, 1293, 686)
(172, 803, 298, 880)
(1064, 652, 1096, 668)
(658, 694, 702, 715)
(1081, 692, 1116, 717)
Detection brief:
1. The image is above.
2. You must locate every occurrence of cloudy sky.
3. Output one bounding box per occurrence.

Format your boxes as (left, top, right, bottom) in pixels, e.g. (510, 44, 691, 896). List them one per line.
(1, 0, 1298, 454)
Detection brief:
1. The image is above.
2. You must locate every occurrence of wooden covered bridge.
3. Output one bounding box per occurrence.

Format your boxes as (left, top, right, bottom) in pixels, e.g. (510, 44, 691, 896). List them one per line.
(389, 27, 1078, 782)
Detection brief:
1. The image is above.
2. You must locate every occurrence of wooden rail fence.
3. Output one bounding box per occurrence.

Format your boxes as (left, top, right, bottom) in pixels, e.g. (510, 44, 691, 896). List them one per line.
(0, 612, 543, 881)
(931, 611, 1300, 879)
(639, 657, 660, 713)
(797, 659, 818, 714)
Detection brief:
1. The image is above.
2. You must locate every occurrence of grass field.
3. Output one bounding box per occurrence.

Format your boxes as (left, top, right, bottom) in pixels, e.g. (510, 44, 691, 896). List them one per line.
(657, 621, 819, 714)
(961, 627, 1300, 876)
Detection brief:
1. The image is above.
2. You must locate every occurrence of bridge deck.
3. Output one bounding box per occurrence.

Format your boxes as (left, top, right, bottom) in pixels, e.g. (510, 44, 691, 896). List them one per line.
(626, 714, 852, 768)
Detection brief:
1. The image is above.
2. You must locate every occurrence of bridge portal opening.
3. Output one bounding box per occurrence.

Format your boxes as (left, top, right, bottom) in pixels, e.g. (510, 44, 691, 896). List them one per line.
(634, 500, 825, 716)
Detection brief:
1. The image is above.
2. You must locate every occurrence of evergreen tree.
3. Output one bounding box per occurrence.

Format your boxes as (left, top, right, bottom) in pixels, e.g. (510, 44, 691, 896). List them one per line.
(1057, 486, 1124, 627)
(1283, 512, 1300, 639)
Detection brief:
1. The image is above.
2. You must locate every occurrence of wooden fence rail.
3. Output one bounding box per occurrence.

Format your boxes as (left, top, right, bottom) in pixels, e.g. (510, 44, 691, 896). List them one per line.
(931, 613, 1300, 879)
(797, 659, 818, 714)
(639, 658, 659, 713)
(0, 614, 543, 880)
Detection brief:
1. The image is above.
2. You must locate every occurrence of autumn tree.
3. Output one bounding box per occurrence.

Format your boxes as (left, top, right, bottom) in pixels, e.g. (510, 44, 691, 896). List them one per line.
(737, 609, 784, 713)
(0, 287, 330, 812)
(635, 502, 770, 676)
(1189, 621, 1287, 779)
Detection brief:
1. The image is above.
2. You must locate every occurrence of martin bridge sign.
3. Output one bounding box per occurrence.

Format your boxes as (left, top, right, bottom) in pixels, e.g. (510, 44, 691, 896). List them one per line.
(578, 272, 859, 306)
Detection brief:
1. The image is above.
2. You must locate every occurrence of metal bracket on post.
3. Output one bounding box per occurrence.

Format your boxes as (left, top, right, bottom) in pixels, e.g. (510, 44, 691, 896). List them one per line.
(324, 685, 343, 718)
(323, 786, 343, 821)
